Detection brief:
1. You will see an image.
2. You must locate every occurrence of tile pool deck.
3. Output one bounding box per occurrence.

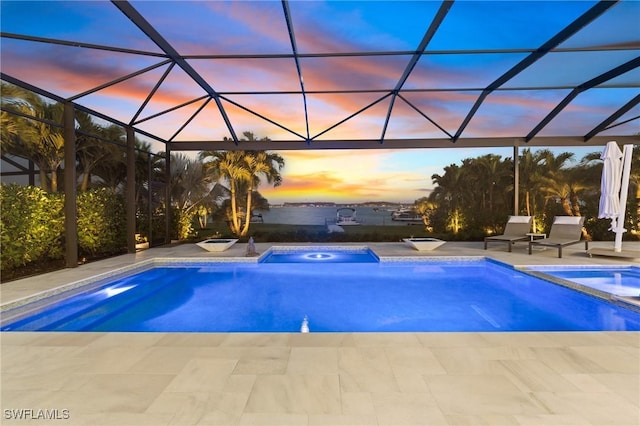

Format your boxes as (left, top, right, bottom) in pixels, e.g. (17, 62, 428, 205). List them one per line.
(1, 241, 639, 425)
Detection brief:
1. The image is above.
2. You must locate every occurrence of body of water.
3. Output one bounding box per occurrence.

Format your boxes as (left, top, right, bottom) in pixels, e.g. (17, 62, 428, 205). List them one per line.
(4, 259, 639, 332)
(254, 206, 418, 226)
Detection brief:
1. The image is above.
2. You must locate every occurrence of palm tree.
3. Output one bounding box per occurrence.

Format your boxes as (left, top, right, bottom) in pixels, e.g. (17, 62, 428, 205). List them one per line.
(239, 150, 284, 236)
(414, 196, 437, 231)
(1, 84, 65, 192)
(200, 132, 284, 237)
(194, 203, 212, 229)
(26, 105, 65, 192)
(430, 164, 465, 233)
(473, 154, 509, 214)
(540, 175, 573, 216)
(538, 151, 576, 217)
(169, 153, 214, 239)
(200, 150, 250, 235)
(0, 84, 26, 144)
(518, 149, 549, 232)
(76, 114, 125, 191)
(90, 146, 126, 192)
(1, 87, 34, 182)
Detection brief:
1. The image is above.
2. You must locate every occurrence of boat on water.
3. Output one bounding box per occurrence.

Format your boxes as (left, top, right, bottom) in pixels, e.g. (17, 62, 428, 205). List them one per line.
(391, 207, 422, 223)
(336, 208, 361, 225)
(392, 213, 423, 222)
(390, 207, 412, 217)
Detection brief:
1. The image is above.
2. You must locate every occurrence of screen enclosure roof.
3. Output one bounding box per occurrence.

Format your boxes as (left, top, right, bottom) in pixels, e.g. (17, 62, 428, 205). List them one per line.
(1, 0, 639, 151)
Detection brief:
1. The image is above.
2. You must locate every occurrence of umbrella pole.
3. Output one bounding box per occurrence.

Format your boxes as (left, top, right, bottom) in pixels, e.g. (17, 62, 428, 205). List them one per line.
(614, 145, 633, 252)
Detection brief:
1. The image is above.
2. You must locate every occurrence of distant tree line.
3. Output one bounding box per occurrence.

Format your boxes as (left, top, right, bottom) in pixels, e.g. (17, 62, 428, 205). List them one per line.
(415, 147, 640, 241)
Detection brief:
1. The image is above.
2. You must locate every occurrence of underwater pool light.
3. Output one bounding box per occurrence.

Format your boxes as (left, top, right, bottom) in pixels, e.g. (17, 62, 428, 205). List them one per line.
(303, 253, 333, 260)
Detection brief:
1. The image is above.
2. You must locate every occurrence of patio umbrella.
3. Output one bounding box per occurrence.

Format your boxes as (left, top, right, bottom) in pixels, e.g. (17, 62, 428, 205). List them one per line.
(598, 141, 634, 253)
(598, 141, 623, 227)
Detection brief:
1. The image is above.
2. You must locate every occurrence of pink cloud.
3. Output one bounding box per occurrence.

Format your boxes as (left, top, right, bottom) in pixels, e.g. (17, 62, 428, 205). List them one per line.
(205, 2, 290, 51)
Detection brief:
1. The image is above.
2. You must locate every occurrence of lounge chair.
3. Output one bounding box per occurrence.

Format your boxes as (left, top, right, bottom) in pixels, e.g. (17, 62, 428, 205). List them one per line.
(484, 216, 532, 252)
(528, 216, 588, 258)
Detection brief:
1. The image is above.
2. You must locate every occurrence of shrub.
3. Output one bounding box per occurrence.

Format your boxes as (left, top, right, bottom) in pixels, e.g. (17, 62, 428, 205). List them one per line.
(136, 211, 169, 245)
(0, 184, 64, 270)
(1, 185, 129, 273)
(172, 207, 196, 240)
(77, 189, 127, 256)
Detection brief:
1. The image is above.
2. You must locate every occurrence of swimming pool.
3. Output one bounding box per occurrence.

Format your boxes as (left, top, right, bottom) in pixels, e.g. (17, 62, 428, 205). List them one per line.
(526, 265, 640, 297)
(260, 246, 379, 263)
(3, 257, 639, 332)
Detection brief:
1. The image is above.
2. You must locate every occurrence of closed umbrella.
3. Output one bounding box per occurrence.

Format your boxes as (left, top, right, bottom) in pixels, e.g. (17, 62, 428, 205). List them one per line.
(598, 141, 623, 229)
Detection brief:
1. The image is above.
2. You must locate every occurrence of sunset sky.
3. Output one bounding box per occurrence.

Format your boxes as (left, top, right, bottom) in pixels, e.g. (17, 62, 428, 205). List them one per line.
(256, 145, 599, 204)
(1, 1, 636, 203)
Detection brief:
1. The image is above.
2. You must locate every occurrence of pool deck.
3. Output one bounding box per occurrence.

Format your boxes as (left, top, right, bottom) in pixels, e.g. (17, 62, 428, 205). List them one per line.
(1, 241, 639, 425)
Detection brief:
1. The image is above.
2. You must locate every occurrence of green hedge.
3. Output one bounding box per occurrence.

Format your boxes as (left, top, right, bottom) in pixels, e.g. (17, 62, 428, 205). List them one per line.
(1, 184, 127, 272)
(0, 184, 64, 270)
(77, 188, 127, 256)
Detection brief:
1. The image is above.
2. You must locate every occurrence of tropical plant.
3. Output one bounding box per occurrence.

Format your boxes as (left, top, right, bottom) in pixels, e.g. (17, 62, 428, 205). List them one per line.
(169, 153, 215, 239)
(536, 150, 589, 219)
(413, 196, 437, 231)
(518, 148, 549, 232)
(194, 204, 212, 229)
(76, 114, 126, 191)
(200, 150, 248, 235)
(473, 154, 509, 214)
(430, 164, 466, 234)
(464, 154, 513, 231)
(0, 184, 64, 270)
(238, 150, 284, 236)
(200, 132, 284, 237)
(0, 84, 26, 144)
(76, 188, 127, 256)
(1, 83, 65, 192)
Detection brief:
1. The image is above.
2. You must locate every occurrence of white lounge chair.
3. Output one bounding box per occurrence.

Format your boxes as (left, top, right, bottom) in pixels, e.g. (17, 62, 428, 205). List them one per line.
(528, 216, 588, 258)
(484, 216, 532, 252)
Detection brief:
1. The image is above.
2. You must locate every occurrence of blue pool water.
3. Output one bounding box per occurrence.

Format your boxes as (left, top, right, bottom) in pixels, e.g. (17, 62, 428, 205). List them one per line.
(3, 259, 639, 332)
(261, 248, 379, 263)
(529, 266, 640, 297)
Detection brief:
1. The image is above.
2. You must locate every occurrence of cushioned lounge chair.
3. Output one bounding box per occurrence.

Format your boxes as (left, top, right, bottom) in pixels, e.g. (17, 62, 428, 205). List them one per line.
(484, 216, 532, 252)
(528, 216, 588, 258)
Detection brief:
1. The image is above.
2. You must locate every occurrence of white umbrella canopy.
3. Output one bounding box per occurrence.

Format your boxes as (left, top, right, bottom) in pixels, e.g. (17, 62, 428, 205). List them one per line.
(598, 141, 623, 226)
